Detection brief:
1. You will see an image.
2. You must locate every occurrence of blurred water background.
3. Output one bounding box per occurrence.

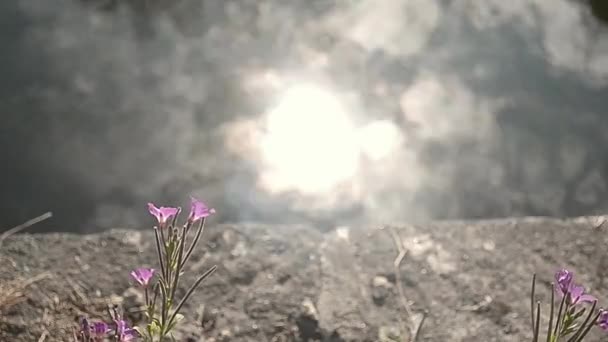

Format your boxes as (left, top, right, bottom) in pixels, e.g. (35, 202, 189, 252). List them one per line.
(2, 0, 608, 233)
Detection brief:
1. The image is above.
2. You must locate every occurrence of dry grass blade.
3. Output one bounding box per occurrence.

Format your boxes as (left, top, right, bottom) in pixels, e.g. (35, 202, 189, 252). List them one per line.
(0, 212, 53, 249)
(0, 272, 53, 312)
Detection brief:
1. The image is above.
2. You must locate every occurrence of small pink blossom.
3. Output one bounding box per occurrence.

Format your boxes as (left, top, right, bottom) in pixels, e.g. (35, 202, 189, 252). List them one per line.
(115, 319, 138, 341)
(188, 197, 216, 223)
(598, 310, 608, 331)
(554, 269, 596, 305)
(568, 284, 596, 305)
(147, 203, 179, 226)
(555, 269, 573, 294)
(90, 322, 109, 338)
(78, 317, 109, 340)
(130, 268, 155, 287)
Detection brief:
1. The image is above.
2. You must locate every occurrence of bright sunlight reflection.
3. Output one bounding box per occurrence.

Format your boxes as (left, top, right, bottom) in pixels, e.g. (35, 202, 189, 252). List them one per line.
(258, 84, 359, 194)
(256, 83, 403, 195)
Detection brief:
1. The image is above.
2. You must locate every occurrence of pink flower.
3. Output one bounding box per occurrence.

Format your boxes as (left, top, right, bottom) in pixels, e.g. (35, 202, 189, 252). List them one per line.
(78, 317, 109, 341)
(130, 268, 155, 287)
(115, 319, 138, 341)
(568, 284, 596, 305)
(90, 322, 109, 338)
(188, 197, 215, 223)
(147, 203, 179, 226)
(554, 269, 596, 306)
(555, 269, 573, 294)
(598, 309, 608, 331)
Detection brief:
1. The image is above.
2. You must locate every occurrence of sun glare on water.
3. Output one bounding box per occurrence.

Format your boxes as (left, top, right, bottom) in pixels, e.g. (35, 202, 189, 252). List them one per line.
(258, 84, 360, 194)
(254, 82, 404, 197)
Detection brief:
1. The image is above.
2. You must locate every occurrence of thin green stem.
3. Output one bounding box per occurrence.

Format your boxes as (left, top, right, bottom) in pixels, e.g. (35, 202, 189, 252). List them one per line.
(533, 302, 541, 342)
(145, 287, 150, 307)
(166, 265, 217, 329)
(150, 282, 159, 314)
(180, 218, 206, 269)
(170, 208, 180, 230)
(567, 300, 597, 342)
(531, 274, 537, 334)
(547, 283, 555, 342)
(159, 280, 169, 334)
(164, 237, 174, 285)
(169, 226, 187, 308)
(160, 224, 167, 247)
(554, 290, 568, 339)
(154, 228, 166, 281)
(571, 310, 601, 342)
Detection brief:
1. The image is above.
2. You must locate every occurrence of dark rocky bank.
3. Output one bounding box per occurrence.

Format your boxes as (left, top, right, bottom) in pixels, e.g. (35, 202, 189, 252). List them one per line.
(2, 216, 608, 341)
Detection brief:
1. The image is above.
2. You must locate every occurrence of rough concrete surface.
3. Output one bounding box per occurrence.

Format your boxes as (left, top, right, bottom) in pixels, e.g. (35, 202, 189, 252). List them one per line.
(2, 216, 608, 341)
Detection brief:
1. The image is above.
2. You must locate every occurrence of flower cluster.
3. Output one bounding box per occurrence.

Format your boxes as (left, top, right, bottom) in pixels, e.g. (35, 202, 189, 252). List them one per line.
(75, 307, 137, 342)
(530, 269, 608, 341)
(75, 197, 217, 342)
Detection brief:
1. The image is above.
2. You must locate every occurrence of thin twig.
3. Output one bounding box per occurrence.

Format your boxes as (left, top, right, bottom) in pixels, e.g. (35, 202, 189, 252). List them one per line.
(18, 272, 52, 287)
(593, 217, 606, 230)
(65, 275, 90, 306)
(388, 227, 425, 342)
(413, 311, 427, 342)
(37, 330, 48, 342)
(0, 212, 52, 249)
(458, 295, 493, 312)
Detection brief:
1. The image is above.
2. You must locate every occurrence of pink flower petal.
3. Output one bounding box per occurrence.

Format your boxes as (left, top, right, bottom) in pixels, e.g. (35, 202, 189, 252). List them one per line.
(188, 197, 216, 223)
(147, 202, 179, 226)
(130, 268, 155, 287)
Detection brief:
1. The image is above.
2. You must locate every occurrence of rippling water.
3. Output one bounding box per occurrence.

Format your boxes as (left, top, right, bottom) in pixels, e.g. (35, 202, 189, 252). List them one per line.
(2, 0, 608, 232)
